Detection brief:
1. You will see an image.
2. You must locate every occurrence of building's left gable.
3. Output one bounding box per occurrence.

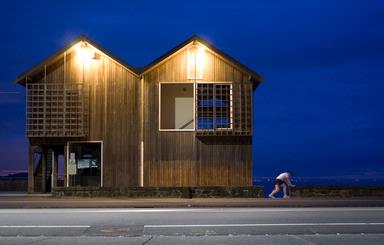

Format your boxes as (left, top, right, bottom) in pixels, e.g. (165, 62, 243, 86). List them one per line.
(18, 35, 140, 138)
(14, 35, 139, 85)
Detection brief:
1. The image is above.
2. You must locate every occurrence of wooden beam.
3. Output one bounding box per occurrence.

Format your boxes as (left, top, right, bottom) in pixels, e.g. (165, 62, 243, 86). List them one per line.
(63, 52, 66, 136)
(52, 151, 58, 188)
(43, 64, 47, 136)
(64, 143, 68, 187)
(41, 147, 47, 193)
(140, 76, 144, 187)
(28, 143, 34, 193)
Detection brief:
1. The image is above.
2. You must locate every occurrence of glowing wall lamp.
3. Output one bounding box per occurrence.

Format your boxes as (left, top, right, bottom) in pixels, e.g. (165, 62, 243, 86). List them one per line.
(187, 44, 204, 80)
(76, 41, 100, 64)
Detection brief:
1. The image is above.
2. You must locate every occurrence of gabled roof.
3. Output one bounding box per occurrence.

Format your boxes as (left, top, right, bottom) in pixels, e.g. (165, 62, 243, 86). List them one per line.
(14, 34, 262, 85)
(13, 35, 140, 85)
(141, 35, 262, 83)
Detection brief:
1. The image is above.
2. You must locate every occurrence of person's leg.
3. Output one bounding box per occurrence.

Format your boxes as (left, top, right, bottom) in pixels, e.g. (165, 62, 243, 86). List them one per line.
(269, 184, 280, 198)
(283, 184, 289, 198)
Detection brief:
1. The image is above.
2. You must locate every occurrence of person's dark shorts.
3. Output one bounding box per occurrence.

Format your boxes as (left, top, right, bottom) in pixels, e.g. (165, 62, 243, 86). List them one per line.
(275, 179, 285, 186)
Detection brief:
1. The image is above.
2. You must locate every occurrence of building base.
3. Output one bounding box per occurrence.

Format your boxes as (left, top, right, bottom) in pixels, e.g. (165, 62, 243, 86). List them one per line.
(52, 186, 264, 198)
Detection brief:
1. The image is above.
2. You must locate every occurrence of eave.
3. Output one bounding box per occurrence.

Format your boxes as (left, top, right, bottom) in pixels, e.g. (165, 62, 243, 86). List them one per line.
(13, 35, 139, 86)
(14, 34, 262, 87)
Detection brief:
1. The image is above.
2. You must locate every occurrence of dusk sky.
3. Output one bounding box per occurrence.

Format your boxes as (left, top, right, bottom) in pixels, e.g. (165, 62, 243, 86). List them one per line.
(0, 0, 383, 179)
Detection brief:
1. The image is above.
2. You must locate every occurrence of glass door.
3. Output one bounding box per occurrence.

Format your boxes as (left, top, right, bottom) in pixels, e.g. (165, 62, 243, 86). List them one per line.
(68, 142, 102, 187)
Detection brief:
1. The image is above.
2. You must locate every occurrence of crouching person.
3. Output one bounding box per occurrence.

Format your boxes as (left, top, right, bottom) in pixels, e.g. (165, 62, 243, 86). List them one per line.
(268, 171, 295, 199)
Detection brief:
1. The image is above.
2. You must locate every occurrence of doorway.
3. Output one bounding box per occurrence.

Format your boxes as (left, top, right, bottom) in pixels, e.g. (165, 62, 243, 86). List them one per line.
(67, 141, 102, 187)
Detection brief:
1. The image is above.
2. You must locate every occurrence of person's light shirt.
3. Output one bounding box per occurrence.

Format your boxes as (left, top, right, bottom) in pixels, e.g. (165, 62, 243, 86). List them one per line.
(276, 172, 290, 182)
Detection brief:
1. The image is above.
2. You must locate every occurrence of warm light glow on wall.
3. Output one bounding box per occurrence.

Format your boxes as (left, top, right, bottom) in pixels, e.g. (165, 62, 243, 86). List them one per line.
(187, 44, 204, 80)
(75, 41, 99, 65)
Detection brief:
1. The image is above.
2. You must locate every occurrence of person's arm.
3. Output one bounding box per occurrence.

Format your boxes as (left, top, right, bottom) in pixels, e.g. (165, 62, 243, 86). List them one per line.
(286, 177, 295, 187)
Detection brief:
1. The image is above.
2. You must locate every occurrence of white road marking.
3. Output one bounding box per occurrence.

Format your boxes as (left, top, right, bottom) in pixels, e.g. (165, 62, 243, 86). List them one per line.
(144, 223, 384, 228)
(2, 222, 383, 229)
(0, 225, 90, 228)
(0, 207, 383, 214)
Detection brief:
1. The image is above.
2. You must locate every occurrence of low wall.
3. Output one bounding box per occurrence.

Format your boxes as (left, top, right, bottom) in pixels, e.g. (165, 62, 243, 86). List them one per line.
(53, 186, 264, 198)
(291, 186, 384, 198)
(0, 179, 28, 192)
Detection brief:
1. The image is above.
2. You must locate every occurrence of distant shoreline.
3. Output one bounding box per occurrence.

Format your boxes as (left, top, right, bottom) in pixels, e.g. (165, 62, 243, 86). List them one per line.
(254, 178, 384, 187)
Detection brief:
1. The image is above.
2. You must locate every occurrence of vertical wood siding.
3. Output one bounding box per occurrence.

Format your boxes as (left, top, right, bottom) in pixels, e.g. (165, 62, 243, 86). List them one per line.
(27, 40, 254, 188)
(30, 47, 141, 187)
(143, 45, 253, 187)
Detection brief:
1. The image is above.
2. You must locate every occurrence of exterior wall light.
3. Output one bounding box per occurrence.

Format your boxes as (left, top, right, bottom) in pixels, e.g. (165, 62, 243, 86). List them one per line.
(76, 41, 93, 63)
(187, 44, 204, 80)
(76, 41, 100, 63)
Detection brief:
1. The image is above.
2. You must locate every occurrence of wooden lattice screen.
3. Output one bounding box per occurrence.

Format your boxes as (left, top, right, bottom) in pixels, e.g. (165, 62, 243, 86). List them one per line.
(195, 82, 252, 136)
(233, 82, 253, 136)
(26, 83, 88, 137)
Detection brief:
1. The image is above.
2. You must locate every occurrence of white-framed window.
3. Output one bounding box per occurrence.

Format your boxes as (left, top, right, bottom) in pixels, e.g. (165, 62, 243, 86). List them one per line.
(159, 82, 233, 132)
(159, 83, 195, 131)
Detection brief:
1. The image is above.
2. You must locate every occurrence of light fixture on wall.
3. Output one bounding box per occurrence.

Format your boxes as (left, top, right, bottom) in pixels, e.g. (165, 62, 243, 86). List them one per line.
(187, 44, 204, 80)
(76, 42, 93, 63)
(76, 41, 100, 64)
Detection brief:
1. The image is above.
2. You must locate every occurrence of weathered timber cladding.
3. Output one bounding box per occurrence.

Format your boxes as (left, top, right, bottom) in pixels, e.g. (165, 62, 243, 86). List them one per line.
(28, 48, 141, 187)
(22, 36, 259, 190)
(143, 45, 253, 187)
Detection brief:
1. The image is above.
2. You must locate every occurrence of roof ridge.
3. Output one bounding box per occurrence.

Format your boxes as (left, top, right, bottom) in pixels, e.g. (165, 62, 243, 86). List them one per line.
(14, 34, 262, 85)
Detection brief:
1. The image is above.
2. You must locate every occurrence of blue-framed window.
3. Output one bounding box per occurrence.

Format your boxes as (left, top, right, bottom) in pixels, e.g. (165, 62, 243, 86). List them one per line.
(196, 83, 232, 130)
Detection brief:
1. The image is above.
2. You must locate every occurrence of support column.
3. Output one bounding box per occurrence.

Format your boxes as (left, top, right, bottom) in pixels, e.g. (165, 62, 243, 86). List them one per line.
(28, 144, 34, 193)
(64, 144, 68, 187)
(140, 76, 144, 187)
(52, 151, 58, 189)
(41, 147, 47, 193)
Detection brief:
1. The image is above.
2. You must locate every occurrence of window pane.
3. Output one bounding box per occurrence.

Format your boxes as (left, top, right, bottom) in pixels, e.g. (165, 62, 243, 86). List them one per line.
(196, 83, 232, 130)
(215, 84, 231, 129)
(197, 84, 214, 129)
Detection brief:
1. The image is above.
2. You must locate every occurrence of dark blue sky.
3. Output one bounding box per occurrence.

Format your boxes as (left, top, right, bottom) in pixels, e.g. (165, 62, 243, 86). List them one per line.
(0, 0, 383, 178)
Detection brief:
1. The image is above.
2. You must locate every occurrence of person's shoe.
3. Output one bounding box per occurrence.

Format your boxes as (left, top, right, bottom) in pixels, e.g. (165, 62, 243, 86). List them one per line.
(268, 194, 275, 198)
(283, 195, 290, 199)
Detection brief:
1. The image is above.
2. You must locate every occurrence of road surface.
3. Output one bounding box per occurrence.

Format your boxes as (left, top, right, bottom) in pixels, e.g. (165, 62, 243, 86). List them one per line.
(0, 207, 384, 244)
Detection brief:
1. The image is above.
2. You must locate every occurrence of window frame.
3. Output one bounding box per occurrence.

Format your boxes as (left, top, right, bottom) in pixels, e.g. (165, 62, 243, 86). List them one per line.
(196, 81, 233, 131)
(158, 82, 196, 132)
(158, 81, 234, 132)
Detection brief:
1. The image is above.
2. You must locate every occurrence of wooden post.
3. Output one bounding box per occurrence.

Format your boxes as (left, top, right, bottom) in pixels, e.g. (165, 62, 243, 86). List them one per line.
(63, 51, 66, 136)
(28, 144, 34, 193)
(41, 147, 47, 193)
(140, 76, 144, 187)
(43, 64, 47, 136)
(52, 150, 58, 188)
(64, 144, 68, 187)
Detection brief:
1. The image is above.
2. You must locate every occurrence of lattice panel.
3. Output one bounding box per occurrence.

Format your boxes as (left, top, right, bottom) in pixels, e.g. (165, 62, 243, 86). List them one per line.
(232, 82, 253, 136)
(26, 83, 88, 137)
(196, 82, 252, 136)
(196, 83, 234, 136)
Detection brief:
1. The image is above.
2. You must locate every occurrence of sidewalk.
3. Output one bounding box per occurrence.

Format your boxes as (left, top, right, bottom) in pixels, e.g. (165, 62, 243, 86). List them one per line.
(0, 195, 384, 208)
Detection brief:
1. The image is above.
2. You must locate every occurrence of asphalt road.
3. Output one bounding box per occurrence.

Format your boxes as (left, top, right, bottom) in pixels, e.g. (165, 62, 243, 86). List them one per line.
(0, 207, 384, 244)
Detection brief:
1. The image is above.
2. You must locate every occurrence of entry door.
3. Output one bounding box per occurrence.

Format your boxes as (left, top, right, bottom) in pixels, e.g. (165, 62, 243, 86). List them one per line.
(67, 142, 102, 187)
(175, 97, 194, 129)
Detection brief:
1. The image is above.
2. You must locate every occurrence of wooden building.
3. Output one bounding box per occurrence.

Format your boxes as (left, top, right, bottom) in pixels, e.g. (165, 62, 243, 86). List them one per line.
(14, 35, 262, 192)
